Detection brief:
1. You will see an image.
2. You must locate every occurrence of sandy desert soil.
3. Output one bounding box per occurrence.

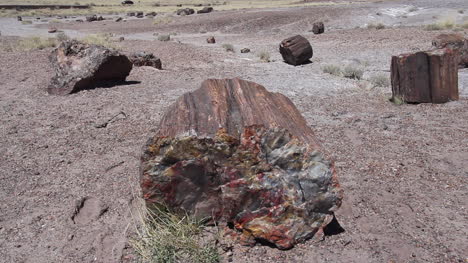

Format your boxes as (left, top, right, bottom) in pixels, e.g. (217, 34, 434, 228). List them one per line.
(0, 0, 467, 262)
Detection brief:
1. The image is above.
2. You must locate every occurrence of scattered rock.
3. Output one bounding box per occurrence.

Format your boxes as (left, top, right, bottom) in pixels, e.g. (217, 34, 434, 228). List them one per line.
(197, 7, 214, 14)
(391, 49, 459, 103)
(312, 21, 325, 34)
(176, 8, 195, 16)
(140, 78, 342, 250)
(118, 36, 125, 42)
(127, 12, 135, 17)
(432, 33, 468, 68)
(85, 15, 103, 22)
(17, 16, 22, 21)
(279, 35, 313, 66)
(48, 27, 57, 33)
(115, 17, 123, 22)
(76, 19, 84, 22)
(136, 11, 144, 18)
(129, 52, 162, 69)
(47, 40, 133, 95)
(146, 12, 157, 17)
(240, 48, 251, 53)
(206, 36, 216, 44)
(121, 0, 134, 5)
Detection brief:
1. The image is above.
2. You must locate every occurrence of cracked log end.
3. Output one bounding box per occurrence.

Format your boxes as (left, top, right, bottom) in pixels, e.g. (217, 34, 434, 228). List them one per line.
(140, 78, 342, 249)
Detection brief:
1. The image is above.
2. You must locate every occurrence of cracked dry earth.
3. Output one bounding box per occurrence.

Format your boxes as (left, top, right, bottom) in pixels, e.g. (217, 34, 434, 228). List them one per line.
(0, 0, 467, 262)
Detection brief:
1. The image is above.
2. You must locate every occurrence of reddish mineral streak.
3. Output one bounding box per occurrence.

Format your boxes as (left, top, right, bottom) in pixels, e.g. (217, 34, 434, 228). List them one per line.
(140, 78, 342, 249)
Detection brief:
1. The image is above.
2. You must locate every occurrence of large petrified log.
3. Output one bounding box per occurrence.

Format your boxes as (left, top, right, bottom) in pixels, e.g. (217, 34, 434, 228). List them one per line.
(279, 35, 313, 66)
(391, 49, 458, 103)
(432, 33, 468, 68)
(48, 40, 133, 95)
(140, 78, 342, 249)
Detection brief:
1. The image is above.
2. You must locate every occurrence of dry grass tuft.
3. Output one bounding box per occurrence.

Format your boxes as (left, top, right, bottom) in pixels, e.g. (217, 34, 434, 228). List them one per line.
(222, 43, 235, 52)
(157, 34, 171, 41)
(82, 33, 117, 48)
(322, 64, 342, 76)
(257, 51, 270, 62)
(367, 23, 385, 29)
(369, 73, 390, 87)
(343, 65, 364, 80)
(129, 205, 220, 263)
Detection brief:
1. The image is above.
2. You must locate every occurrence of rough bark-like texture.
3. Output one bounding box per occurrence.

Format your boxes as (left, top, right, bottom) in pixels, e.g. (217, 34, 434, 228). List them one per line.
(129, 52, 162, 69)
(391, 49, 458, 103)
(140, 78, 342, 250)
(176, 8, 195, 15)
(206, 36, 216, 44)
(279, 35, 313, 66)
(48, 40, 133, 95)
(312, 22, 325, 34)
(197, 7, 214, 14)
(432, 33, 468, 68)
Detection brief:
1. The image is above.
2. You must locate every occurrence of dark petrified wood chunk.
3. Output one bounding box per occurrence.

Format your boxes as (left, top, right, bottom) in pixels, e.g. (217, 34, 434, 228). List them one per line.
(140, 78, 342, 249)
(312, 22, 325, 34)
(279, 35, 313, 66)
(48, 40, 132, 95)
(391, 49, 458, 103)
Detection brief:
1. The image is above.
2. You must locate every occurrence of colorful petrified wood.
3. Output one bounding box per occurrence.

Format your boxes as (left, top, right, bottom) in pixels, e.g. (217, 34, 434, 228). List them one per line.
(140, 78, 342, 249)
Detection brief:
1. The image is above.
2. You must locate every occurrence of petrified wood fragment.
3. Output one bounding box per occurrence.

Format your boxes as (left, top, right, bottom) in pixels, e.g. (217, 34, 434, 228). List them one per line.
(129, 52, 162, 69)
(48, 40, 132, 95)
(391, 49, 458, 103)
(312, 22, 325, 34)
(140, 78, 342, 249)
(279, 35, 313, 66)
(432, 33, 468, 68)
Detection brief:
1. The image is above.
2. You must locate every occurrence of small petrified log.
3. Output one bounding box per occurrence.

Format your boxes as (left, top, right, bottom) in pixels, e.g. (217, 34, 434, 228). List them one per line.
(140, 78, 342, 249)
(432, 33, 468, 68)
(176, 8, 195, 16)
(48, 40, 133, 95)
(279, 35, 313, 66)
(206, 36, 216, 44)
(129, 52, 162, 69)
(391, 49, 458, 103)
(197, 7, 213, 14)
(312, 22, 325, 34)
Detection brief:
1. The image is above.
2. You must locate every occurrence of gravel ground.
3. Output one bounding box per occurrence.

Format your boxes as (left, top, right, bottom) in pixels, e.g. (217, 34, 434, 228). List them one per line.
(0, 0, 467, 262)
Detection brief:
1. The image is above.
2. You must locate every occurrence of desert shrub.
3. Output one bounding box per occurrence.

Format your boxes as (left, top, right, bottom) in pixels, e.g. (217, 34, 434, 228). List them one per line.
(130, 206, 219, 263)
(257, 51, 270, 62)
(56, 32, 70, 42)
(426, 18, 457, 30)
(424, 23, 443, 31)
(222, 43, 234, 52)
(322, 64, 342, 76)
(367, 23, 385, 29)
(153, 16, 173, 25)
(460, 21, 468, 29)
(157, 34, 171, 41)
(369, 73, 390, 87)
(82, 33, 116, 48)
(438, 18, 455, 29)
(18, 36, 57, 51)
(343, 65, 364, 80)
(390, 96, 405, 105)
